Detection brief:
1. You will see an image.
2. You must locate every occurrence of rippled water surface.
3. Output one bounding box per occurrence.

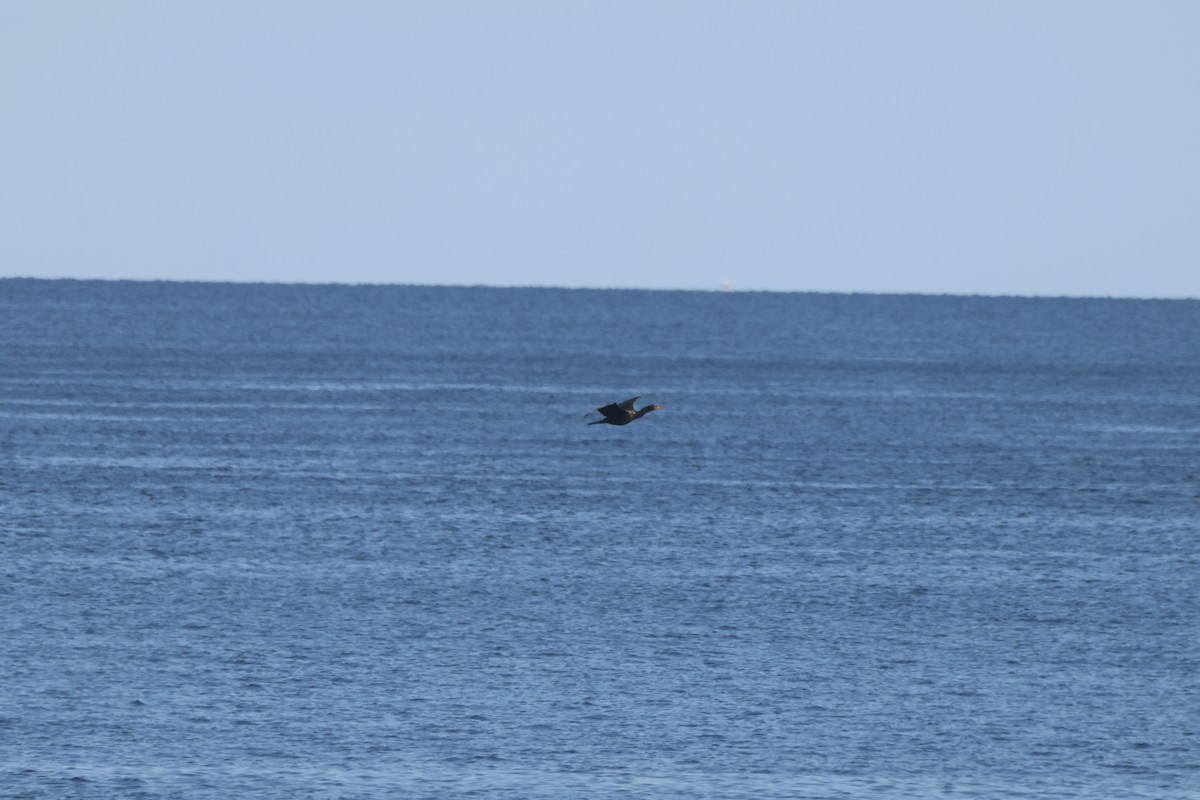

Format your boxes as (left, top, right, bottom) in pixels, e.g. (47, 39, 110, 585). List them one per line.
(2, 279, 1198, 798)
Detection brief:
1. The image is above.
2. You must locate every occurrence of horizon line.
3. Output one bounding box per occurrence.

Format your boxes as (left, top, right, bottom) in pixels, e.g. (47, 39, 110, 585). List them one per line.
(1, 274, 1196, 303)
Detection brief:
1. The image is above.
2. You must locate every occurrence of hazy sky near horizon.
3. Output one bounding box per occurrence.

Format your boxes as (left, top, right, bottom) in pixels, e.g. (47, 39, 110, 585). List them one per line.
(3, 2, 1198, 297)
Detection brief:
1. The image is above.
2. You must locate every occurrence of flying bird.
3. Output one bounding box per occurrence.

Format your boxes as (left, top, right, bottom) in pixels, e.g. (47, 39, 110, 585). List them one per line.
(587, 396, 664, 426)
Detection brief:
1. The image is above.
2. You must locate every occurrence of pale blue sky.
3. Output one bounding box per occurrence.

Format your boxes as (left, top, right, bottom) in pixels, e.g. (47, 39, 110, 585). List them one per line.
(2, 2, 1198, 297)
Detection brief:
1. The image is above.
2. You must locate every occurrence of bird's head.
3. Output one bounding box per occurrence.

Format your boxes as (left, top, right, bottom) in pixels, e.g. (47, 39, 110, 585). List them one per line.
(638, 404, 664, 415)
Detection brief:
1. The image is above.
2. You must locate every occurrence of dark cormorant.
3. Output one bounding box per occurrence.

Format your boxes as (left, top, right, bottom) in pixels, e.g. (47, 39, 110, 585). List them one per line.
(587, 396, 664, 426)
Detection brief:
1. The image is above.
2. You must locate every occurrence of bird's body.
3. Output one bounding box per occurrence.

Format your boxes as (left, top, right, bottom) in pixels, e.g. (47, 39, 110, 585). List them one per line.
(587, 396, 664, 426)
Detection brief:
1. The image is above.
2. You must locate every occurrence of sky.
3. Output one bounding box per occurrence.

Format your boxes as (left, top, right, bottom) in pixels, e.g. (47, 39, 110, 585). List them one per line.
(2, 2, 1198, 297)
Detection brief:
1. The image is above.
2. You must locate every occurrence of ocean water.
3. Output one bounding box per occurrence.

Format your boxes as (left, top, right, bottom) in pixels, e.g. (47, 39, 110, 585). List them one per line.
(1, 278, 1197, 799)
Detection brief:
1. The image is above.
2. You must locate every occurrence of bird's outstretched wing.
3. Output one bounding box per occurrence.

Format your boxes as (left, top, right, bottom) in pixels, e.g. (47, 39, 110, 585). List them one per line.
(596, 396, 639, 420)
(595, 403, 621, 419)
